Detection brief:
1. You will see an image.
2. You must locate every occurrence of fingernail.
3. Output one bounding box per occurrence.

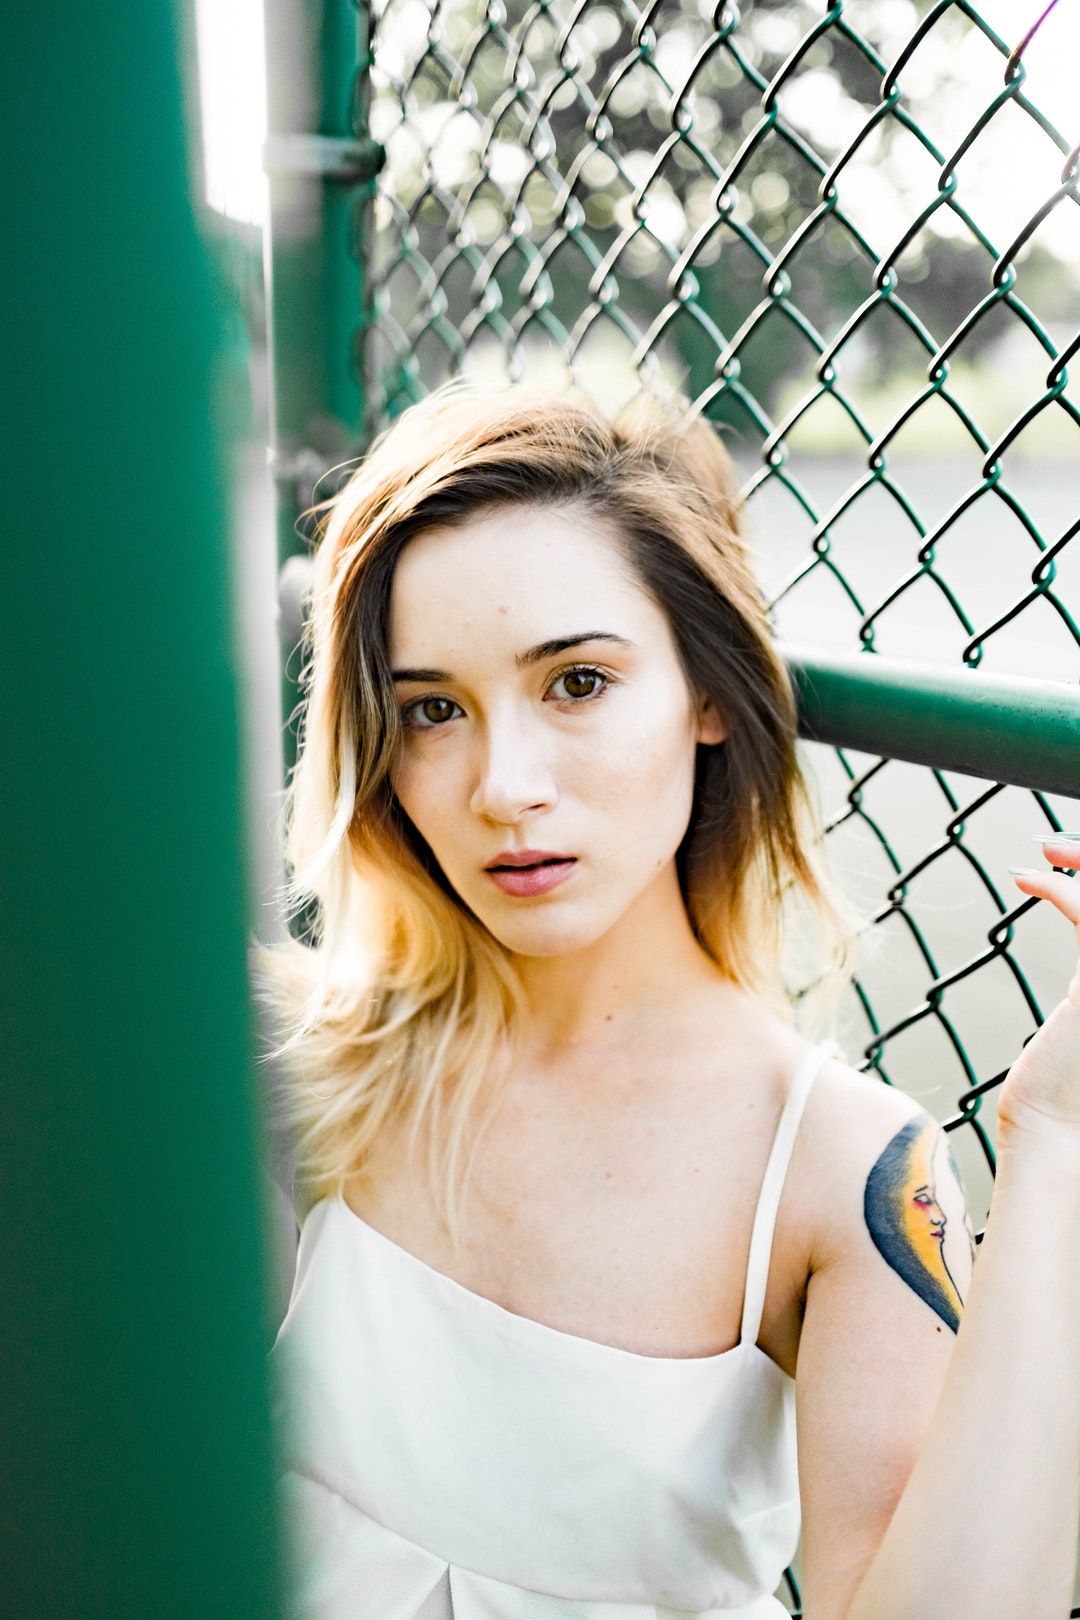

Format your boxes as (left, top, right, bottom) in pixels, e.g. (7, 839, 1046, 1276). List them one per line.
(1029, 832, 1080, 841)
(1008, 867, 1043, 876)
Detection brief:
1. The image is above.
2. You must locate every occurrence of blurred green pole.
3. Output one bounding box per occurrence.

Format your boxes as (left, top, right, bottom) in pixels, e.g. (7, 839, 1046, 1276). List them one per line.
(0, 6, 281, 1618)
(263, 0, 382, 772)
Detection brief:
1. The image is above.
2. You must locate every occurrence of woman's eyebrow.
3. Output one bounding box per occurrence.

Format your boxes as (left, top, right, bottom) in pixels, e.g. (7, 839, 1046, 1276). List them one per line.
(517, 631, 634, 667)
(391, 665, 451, 683)
(391, 633, 633, 684)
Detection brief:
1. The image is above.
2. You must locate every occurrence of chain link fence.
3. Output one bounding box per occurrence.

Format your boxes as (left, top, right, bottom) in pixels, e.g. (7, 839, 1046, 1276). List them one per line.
(289, 2, 1080, 1607)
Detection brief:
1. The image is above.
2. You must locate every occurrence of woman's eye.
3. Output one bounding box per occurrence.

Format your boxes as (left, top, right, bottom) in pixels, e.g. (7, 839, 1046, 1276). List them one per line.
(403, 696, 461, 729)
(550, 667, 605, 702)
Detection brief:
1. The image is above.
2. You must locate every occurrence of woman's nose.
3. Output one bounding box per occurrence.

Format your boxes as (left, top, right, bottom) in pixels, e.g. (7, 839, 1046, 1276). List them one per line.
(469, 714, 557, 824)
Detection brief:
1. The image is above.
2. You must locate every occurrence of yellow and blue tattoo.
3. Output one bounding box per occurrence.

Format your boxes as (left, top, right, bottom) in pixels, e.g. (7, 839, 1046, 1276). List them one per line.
(864, 1114, 973, 1333)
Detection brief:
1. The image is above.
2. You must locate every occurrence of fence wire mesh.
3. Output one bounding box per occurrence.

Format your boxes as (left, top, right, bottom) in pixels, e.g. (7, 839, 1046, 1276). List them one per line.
(335, 7, 1080, 1602)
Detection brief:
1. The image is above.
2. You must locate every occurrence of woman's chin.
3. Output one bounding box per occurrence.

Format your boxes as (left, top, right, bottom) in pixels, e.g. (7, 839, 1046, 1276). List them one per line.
(473, 899, 615, 961)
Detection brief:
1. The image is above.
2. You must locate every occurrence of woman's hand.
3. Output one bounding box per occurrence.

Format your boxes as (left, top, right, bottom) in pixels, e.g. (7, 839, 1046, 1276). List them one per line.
(999, 835, 1080, 1146)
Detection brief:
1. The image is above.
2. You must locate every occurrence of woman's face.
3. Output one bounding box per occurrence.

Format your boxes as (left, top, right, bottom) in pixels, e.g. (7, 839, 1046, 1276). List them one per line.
(387, 503, 725, 958)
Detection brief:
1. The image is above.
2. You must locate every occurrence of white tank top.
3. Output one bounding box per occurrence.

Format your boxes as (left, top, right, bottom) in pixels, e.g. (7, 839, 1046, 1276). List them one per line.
(272, 1044, 830, 1620)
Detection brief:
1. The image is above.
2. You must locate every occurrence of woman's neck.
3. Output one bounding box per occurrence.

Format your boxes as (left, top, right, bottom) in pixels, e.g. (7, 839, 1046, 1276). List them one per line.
(509, 861, 731, 1058)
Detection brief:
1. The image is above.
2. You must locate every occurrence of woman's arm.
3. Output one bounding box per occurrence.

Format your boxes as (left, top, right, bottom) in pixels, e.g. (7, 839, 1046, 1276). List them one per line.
(798, 837, 1080, 1620)
(839, 1125, 1080, 1620)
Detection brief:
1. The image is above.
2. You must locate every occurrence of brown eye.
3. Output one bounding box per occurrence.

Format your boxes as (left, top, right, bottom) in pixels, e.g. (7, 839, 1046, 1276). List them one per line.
(404, 695, 461, 728)
(552, 668, 604, 701)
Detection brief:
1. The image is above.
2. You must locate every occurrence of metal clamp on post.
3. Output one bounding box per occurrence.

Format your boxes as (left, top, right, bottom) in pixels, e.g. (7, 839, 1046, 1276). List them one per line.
(262, 132, 385, 183)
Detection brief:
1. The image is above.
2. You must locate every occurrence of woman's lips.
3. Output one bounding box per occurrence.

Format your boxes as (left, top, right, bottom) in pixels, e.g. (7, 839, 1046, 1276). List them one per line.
(484, 852, 577, 897)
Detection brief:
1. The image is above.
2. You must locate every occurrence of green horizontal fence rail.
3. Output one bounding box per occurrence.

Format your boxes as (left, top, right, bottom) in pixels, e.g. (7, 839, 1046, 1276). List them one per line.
(262, 1, 1080, 1612)
(2, 5, 281, 1617)
(789, 647, 1080, 798)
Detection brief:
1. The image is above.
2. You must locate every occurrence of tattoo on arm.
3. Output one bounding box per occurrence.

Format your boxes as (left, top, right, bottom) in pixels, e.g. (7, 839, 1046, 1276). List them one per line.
(864, 1114, 975, 1334)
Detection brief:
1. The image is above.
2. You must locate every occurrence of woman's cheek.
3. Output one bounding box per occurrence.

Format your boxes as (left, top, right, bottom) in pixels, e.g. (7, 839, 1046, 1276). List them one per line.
(589, 708, 696, 808)
(394, 747, 461, 850)
(573, 735, 696, 862)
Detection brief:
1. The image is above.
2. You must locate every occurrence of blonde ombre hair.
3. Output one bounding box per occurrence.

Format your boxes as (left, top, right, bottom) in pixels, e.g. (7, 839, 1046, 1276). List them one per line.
(263, 385, 852, 1222)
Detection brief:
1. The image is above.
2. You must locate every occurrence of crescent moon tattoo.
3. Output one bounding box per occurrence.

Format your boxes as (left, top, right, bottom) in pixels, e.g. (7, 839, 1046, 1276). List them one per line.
(864, 1115, 972, 1333)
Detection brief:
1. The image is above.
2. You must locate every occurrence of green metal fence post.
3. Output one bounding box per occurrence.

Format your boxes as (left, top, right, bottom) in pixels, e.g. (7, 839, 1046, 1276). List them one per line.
(263, 0, 382, 771)
(0, 6, 281, 1617)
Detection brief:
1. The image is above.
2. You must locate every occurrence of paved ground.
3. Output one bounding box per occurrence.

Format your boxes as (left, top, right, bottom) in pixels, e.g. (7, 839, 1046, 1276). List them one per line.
(744, 453, 1080, 681)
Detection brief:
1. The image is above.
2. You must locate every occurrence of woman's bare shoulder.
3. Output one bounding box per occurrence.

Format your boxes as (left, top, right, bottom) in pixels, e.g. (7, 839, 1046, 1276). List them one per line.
(804, 1055, 928, 1149)
(762, 1054, 962, 1369)
(790, 1054, 953, 1264)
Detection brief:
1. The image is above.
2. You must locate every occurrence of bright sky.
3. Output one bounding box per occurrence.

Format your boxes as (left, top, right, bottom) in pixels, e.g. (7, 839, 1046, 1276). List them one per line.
(980, 0, 1079, 140)
(195, 0, 267, 225)
(194, 0, 1078, 253)
(971, 0, 1079, 260)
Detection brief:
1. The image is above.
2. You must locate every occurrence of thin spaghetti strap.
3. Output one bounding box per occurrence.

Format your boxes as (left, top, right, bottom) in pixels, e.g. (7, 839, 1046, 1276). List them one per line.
(739, 1043, 837, 1347)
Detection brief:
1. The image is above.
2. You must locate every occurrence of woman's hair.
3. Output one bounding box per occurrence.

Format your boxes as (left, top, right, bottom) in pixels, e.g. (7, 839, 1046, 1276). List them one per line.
(262, 384, 853, 1224)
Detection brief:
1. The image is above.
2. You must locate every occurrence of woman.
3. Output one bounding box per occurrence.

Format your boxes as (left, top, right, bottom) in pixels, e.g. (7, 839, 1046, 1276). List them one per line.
(266, 386, 1080, 1620)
